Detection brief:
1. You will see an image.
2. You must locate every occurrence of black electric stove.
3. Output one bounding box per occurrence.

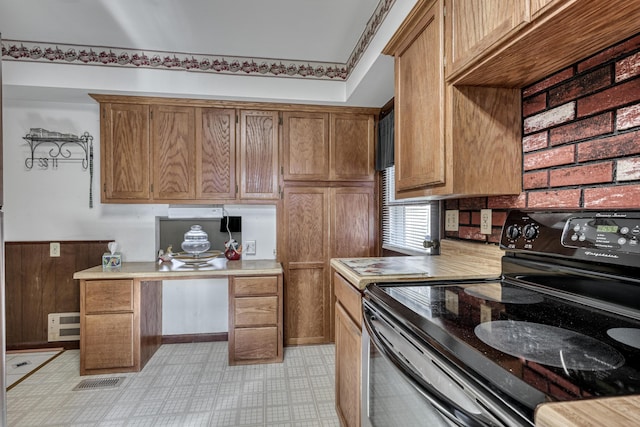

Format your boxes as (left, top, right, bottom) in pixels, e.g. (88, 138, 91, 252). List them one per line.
(364, 210, 640, 426)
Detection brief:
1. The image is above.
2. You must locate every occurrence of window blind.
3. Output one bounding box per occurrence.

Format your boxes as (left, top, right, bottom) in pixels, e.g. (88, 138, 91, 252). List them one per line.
(381, 166, 435, 255)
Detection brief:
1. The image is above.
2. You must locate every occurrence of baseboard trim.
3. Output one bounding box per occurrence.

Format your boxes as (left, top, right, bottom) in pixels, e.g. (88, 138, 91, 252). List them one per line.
(161, 332, 228, 344)
(6, 341, 79, 351)
(7, 334, 229, 351)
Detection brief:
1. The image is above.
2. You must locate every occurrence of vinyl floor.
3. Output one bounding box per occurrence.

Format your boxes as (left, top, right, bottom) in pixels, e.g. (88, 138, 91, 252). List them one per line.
(7, 342, 340, 426)
(6, 349, 63, 389)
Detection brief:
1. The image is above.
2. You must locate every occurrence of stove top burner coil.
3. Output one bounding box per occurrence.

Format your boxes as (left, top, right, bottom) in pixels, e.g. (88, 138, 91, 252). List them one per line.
(475, 320, 625, 371)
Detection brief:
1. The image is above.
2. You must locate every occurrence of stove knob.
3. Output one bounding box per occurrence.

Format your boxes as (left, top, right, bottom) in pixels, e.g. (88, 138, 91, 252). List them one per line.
(506, 225, 520, 240)
(523, 224, 539, 240)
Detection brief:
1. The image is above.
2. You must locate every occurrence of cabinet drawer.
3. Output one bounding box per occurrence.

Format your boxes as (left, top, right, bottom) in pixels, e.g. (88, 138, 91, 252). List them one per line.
(83, 313, 134, 370)
(234, 296, 278, 326)
(84, 280, 134, 313)
(233, 276, 278, 296)
(233, 327, 278, 361)
(334, 272, 362, 326)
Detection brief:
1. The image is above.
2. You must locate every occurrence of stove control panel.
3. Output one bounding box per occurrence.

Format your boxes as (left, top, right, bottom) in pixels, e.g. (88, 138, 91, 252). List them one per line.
(562, 216, 640, 253)
(500, 210, 640, 264)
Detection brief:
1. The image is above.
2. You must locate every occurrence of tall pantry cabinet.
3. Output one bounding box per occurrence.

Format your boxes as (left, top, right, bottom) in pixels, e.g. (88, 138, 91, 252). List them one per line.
(279, 109, 378, 345)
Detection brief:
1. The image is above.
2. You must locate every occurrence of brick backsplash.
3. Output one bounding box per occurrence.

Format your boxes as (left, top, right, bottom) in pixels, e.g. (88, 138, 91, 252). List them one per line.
(446, 33, 640, 244)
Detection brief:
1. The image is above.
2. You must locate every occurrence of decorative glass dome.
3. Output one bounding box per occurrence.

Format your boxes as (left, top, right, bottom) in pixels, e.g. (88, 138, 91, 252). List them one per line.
(181, 225, 211, 257)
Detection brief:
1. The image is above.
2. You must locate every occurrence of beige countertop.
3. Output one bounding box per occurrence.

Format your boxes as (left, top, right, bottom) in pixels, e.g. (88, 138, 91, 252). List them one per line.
(535, 396, 640, 427)
(73, 259, 282, 280)
(331, 240, 503, 290)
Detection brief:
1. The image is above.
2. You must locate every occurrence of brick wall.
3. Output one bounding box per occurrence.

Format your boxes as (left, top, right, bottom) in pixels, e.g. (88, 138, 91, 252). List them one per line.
(446, 33, 640, 243)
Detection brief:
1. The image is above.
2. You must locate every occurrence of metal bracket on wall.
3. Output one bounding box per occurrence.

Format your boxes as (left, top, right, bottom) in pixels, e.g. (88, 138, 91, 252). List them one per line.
(23, 129, 95, 208)
(23, 130, 93, 170)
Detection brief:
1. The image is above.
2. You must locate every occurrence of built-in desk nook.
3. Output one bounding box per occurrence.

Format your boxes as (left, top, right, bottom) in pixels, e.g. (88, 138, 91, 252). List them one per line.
(73, 260, 283, 375)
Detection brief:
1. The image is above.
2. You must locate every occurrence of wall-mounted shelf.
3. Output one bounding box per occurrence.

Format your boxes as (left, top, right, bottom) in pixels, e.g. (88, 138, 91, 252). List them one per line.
(23, 129, 95, 208)
(23, 130, 93, 170)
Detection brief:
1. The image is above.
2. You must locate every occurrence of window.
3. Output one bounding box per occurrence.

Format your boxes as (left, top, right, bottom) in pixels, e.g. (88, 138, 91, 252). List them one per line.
(381, 166, 440, 255)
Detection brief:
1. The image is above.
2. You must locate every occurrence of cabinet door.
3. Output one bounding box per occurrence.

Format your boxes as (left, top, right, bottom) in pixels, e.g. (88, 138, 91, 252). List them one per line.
(393, 0, 445, 192)
(331, 186, 376, 259)
(335, 302, 361, 427)
(151, 105, 196, 200)
(196, 108, 236, 200)
(446, 0, 529, 76)
(330, 114, 375, 181)
(83, 312, 134, 370)
(282, 111, 330, 181)
(282, 186, 331, 345)
(239, 110, 279, 199)
(102, 103, 150, 201)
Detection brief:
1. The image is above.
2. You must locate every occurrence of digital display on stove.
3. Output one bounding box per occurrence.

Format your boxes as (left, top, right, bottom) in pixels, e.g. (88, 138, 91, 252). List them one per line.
(596, 224, 619, 233)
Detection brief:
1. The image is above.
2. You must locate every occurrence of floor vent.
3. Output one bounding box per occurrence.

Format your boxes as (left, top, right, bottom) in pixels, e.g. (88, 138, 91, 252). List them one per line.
(72, 377, 125, 391)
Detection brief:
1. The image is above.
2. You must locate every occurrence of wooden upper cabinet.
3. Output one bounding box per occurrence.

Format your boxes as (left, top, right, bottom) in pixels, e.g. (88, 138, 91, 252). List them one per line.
(151, 105, 196, 200)
(101, 103, 151, 201)
(331, 114, 375, 181)
(282, 111, 375, 182)
(384, 0, 522, 199)
(445, 0, 530, 78)
(384, 0, 445, 192)
(239, 110, 279, 199)
(96, 95, 377, 203)
(282, 112, 330, 181)
(446, 0, 640, 87)
(196, 108, 237, 200)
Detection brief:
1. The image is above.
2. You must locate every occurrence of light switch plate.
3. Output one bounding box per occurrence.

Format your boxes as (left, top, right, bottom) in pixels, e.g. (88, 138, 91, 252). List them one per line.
(50, 242, 61, 257)
(445, 210, 459, 232)
(480, 209, 492, 234)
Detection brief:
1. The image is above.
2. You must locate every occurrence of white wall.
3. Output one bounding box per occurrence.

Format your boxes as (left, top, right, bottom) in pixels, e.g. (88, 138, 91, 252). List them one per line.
(3, 98, 277, 334)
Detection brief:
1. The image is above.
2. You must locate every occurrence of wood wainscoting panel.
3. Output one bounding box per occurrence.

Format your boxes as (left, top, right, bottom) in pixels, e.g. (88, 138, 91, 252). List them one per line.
(5, 240, 110, 350)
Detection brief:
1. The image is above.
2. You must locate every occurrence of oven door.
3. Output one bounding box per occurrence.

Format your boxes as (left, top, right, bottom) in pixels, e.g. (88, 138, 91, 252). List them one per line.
(362, 298, 529, 427)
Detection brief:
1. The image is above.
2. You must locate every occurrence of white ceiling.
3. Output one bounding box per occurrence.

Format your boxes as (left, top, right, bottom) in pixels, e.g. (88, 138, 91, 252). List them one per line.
(1, 0, 380, 63)
(1, 0, 416, 106)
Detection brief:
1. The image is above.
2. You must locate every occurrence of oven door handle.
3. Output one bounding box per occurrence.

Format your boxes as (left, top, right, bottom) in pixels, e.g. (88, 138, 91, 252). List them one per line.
(364, 301, 506, 427)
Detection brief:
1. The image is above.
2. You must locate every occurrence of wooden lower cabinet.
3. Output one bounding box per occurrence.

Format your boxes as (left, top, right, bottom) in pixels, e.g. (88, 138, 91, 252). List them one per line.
(229, 275, 283, 365)
(84, 313, 134, 370)
(334, 272, 363, 427)
(80, 279, 162, 375)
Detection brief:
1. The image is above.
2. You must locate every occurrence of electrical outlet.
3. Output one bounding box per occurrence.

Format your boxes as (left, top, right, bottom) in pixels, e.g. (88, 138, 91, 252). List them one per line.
(245, 240, 256, 255)
(445, 210, 459, 232)
(480, 209, 492, 234)
(50, 242, 61, 257)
